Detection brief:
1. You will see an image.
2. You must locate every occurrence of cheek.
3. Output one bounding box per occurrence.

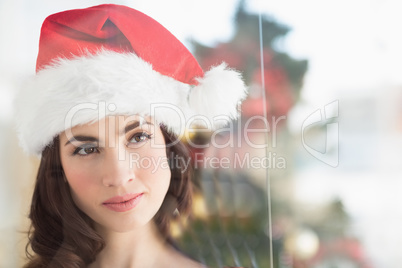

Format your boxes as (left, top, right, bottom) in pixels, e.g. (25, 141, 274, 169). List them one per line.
(65, 166, 94, 188)
(138, 149, 171, 200)
(63, 166, 99, 206)
(144, 156, 171, 190)
(154, 162, 171, 195)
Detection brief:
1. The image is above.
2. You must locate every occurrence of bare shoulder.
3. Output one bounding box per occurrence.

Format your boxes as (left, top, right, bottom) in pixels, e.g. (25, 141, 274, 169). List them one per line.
(165, 248, 246, 268)
(165, 247, 206, 268)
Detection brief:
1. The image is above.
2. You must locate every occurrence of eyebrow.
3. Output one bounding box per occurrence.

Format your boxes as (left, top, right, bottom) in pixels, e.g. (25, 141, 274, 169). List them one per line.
(121, 120, 154, 135)
(64, 136, 98, 146)
(64, 120, 154, 146)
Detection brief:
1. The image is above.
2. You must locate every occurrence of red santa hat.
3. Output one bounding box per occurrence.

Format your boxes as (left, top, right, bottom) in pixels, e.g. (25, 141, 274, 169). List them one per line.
(15, 4, 247, 155)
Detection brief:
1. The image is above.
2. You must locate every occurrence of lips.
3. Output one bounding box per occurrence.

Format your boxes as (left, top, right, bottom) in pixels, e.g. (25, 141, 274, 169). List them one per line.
(102, 193, 143, 212)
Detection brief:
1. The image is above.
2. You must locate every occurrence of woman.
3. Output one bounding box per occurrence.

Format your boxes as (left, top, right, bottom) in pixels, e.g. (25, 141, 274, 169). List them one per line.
(15, 4, 246, 267)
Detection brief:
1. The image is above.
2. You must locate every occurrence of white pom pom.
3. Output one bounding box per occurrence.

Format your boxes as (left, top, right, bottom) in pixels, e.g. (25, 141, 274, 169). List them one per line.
(189, 63, 247, 129)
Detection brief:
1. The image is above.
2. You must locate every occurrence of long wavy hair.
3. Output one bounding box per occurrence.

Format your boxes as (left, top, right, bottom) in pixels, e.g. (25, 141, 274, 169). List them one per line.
(24, 126, 193, 268)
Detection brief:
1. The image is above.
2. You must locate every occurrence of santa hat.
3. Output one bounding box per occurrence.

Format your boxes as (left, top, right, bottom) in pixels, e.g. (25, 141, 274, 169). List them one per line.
(15, 4, 247, 156)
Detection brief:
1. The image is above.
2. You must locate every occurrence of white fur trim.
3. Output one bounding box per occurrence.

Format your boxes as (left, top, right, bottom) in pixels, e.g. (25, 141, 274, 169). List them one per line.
(190, 63, 247, 128)
(15, 51, 247, 155)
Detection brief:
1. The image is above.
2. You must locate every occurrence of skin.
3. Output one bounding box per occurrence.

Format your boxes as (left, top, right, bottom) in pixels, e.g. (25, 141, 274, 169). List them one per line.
(59, 115, 204, 268)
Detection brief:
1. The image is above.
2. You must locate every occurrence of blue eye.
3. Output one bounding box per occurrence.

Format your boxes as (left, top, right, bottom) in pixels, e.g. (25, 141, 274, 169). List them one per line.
(129, 132, 152, 144)
(73, 145, 99, 156)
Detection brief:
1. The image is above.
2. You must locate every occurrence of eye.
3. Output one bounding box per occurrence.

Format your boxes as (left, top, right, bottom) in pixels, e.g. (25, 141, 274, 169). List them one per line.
(128, 132, 152, 145)
(73, 145, 99, 156)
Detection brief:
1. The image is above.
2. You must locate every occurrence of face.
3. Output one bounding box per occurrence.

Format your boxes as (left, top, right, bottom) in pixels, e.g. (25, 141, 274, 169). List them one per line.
(59, 116, 171, 233)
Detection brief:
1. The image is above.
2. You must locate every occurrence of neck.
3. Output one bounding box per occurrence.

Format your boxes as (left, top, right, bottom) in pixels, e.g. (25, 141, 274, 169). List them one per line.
(89, 222, 170, 268)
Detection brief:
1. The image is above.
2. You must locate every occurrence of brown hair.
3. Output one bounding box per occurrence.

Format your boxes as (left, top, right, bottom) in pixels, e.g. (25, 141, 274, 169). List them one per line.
(24, 126, 193, 267)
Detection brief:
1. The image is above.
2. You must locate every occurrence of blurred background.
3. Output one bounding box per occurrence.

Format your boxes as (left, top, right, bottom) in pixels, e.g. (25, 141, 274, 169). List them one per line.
(1, 0, 402, 267)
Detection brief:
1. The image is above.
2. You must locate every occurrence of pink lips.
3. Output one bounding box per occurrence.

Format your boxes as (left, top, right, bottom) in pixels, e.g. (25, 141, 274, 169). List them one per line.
(102, 193, 143, 212)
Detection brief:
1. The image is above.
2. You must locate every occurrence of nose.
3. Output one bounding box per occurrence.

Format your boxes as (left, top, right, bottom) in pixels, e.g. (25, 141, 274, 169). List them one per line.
(101, 148, 135, 187)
